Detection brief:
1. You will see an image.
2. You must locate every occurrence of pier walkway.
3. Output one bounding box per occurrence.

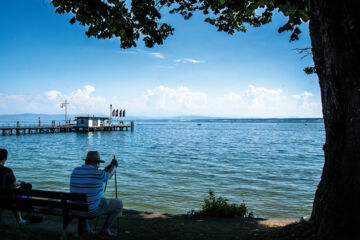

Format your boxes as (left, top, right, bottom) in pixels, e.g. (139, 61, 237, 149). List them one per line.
(0, 122, 130, 136)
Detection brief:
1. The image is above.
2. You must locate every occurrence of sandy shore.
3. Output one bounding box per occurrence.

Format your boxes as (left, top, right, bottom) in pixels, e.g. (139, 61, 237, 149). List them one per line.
(123, 209, 307, 226)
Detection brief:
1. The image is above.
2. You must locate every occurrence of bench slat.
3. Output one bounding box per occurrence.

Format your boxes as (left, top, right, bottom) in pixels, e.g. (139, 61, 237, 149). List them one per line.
(0, 197, 89, 211)
(0, 189, 87, 202)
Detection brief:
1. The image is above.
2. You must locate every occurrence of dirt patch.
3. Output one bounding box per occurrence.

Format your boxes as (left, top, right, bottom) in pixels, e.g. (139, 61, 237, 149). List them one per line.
(258, 218, 299, 227)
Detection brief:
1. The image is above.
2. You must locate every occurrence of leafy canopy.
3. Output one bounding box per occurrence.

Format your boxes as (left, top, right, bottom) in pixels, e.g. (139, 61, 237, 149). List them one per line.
(52, 0, 309, 48)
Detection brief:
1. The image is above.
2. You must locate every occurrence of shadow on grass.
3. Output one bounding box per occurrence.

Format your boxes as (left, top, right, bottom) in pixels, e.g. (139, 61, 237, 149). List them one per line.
(0, 210, 317, 240)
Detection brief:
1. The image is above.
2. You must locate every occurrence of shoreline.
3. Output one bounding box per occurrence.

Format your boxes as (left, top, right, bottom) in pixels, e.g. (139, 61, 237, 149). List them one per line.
(122, 209, 307, 227)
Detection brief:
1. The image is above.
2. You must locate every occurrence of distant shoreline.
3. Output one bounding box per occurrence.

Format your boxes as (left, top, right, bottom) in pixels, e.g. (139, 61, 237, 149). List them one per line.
(0, 113, 323, 123)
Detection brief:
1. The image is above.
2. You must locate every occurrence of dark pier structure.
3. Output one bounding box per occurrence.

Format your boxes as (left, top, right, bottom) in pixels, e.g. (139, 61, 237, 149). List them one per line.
(0, 121, 132, 136)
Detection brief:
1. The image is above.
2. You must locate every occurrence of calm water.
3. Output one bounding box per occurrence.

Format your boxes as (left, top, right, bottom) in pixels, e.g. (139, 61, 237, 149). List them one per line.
(0, 120, 325, 218)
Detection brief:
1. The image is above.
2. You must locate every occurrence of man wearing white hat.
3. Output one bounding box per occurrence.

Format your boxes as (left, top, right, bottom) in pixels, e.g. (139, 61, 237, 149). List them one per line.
(70, 151, 122, 236)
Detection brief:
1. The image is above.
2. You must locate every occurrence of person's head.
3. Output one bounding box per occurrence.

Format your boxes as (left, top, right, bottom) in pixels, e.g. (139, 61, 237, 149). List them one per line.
(0, 148, 8, 165)
(83, 151, 105, 169)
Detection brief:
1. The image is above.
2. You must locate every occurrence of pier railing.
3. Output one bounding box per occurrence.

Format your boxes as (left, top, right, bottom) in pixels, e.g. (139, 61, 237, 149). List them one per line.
(0, 122, 73, 128)
(0, 121, 133, 136)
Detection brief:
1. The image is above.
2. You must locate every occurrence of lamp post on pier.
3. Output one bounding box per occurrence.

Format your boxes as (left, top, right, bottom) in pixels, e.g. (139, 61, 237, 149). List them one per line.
(60, 100, 69, 125)
(110, 104, 113, 125)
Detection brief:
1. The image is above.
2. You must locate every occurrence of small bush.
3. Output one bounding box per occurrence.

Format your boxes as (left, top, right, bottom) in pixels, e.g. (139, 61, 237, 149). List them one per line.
(189, 190, 253, 218)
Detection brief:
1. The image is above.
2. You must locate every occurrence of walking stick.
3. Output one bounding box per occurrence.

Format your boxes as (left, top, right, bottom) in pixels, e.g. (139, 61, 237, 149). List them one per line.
(104, 181, 108, 192)
(114, 161, 120, 235)
(114, 160, 118, 201)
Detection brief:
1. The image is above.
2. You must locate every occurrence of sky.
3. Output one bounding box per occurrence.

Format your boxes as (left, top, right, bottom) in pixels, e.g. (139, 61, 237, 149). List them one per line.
(0, 0, 322, 118)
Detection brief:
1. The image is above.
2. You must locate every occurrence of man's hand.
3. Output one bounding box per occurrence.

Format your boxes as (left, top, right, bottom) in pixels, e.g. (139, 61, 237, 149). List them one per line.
(111, 158, 118, 168)
(105, 156, 118, 179)
(11, 181, 21, 188)
(19, 181, 32, 190)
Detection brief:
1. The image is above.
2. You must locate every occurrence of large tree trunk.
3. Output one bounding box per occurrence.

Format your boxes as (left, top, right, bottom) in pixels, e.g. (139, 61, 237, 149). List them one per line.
(309, 0, 360, 239)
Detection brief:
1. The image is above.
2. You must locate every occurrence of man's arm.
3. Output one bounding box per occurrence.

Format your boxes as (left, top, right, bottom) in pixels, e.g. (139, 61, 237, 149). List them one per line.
(10, 180, 21, 188)
(3, 169, 19, 188)
(4, 169, 29, 189)
(104, 158, 118, 179)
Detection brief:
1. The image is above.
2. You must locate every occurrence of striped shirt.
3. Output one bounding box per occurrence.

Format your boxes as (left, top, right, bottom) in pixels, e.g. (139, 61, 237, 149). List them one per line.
(70, 164, 109, 212)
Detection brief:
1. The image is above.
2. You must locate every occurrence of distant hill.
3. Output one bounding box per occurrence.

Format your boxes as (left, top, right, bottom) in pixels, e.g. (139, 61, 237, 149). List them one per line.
(0, 114, 213, 122)
(0, 114, 66, 123)
(0, 113, 116, 124)
(0, 113, 106, 123)
(0, 114, 323, 123)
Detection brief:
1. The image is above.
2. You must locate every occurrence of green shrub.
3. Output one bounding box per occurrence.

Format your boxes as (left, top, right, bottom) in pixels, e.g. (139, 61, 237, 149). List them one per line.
(189, 190, 253, 218)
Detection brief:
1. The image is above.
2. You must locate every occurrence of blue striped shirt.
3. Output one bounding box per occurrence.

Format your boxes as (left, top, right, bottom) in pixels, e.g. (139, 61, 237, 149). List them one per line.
(70, 164, 109, 212)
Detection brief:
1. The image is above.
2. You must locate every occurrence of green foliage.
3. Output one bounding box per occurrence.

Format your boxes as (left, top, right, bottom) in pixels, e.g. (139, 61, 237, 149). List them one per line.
(189, 190, 253, 218)
(51, 0, 174, 48)
(293, 47, 316, 74)
(52, 0, 310, 49)
(163, 0, 309, 41)
(303, 66, 316, 74)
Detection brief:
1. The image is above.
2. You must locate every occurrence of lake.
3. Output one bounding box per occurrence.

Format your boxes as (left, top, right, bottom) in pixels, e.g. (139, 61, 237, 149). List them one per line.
(0, 119, 325, 218)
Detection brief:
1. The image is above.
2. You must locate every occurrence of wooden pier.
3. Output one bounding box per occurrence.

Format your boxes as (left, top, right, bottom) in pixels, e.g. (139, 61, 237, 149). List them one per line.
(0, 122, 130, 136)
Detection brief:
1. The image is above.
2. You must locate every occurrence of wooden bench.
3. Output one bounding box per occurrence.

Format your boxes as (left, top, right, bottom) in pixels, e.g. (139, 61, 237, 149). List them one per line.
(0, 188, 93, 240)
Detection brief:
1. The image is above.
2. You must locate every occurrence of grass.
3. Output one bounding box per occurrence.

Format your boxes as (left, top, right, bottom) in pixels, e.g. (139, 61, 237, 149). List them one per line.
(0, 192, 313, 239)
(0, 210, 317, 240)
(0, 216, 259, 240)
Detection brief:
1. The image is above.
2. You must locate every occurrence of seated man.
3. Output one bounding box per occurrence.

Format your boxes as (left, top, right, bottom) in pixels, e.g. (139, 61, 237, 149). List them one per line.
(0, 148, 42, 225)
(70, 151, 122, 236)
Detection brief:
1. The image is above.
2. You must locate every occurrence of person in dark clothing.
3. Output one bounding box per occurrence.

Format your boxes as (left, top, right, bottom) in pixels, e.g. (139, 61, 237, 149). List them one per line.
(0, 148, 42, 225)
(0, 149, 17, 188)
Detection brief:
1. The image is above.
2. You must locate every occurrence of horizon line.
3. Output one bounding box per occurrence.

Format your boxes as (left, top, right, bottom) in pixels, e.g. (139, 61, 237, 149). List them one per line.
(0, 113, 323, 120)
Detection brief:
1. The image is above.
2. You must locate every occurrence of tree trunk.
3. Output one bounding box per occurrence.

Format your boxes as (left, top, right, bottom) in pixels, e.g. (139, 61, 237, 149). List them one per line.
(309, 0, 360, 239)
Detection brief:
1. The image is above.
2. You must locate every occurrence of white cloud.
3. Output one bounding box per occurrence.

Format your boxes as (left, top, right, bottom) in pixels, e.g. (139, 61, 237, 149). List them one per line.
(210, 86, 321, 118)
(45, 90, 62, 101)
(156, 65, 176, 69)
(127, 85, 322, 117)
(133, 86, 207, 116)
(4, 94, 26, 100)
(245, 85, 283, 97)
(117, 50, 165, 59)
(0, 93, 43, 113)
(0, 85, 322, 118)
(117, 50, 138, 54)
(175, 58, 203, 64)
(293, 91, 313, 105)
(149, 52, 165, 59)
(0, 86, 106, 115)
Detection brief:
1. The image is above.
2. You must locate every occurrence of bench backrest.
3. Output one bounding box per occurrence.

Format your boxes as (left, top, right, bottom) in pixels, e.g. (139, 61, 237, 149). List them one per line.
(0, 188, 89, 212)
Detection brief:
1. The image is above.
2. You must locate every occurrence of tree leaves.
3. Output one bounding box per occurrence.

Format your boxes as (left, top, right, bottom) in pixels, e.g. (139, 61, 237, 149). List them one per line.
(52, 0, 310, 48)
(304, 66, 316, 74)
(51, 0, 174, 48)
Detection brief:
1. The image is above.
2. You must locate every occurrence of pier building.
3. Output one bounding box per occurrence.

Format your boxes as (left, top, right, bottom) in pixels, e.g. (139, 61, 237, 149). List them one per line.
(75, 116, 111, 127)
(0, 116, 133, 136)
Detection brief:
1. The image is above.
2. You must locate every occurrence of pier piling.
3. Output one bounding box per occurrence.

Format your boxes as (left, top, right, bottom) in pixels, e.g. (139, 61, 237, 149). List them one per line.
(131, 121, 134, 132)
(0, 121, 133, 136)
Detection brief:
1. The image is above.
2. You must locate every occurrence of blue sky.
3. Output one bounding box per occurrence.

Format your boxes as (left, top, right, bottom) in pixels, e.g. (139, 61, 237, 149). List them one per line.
(0, 0, 321, 117)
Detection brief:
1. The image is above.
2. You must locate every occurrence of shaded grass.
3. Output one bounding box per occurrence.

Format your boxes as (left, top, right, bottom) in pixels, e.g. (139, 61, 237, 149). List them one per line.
(0, 223, 65, 240)
(0, 211, 316, 240)
(114, 217, 261, 240)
